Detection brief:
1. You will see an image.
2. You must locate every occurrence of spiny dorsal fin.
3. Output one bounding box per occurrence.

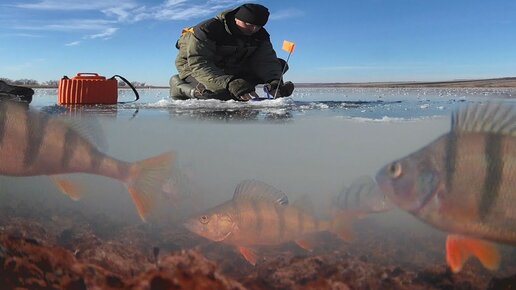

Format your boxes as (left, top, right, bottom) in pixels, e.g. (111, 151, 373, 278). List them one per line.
(348, 176, 376, 193)
(452, 102, 515, 136)
(233, 180, 288, 206)
(338, 175, 377, 208)
(2, 101, 107, 152)
(60, 116, 108, 152)
(38, 104, 108, 152)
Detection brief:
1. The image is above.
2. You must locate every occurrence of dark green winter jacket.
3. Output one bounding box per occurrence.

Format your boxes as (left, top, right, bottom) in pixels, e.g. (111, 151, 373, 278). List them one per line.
(175, 8, 283, 93)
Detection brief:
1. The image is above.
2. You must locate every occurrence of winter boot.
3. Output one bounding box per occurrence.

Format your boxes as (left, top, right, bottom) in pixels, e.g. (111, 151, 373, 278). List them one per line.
(0, 80, 34, 103)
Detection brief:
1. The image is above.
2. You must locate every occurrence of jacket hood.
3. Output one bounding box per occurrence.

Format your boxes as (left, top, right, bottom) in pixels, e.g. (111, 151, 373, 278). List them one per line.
(215, 8, 239, 35)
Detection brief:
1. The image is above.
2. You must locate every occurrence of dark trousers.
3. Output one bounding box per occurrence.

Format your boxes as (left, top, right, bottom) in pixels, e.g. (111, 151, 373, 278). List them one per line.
(182, 58, 288, 101)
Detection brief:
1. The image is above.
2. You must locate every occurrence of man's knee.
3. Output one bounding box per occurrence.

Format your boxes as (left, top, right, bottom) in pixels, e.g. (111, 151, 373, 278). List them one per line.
(278, 58, 289, 73)
(170, 75, 192, 100)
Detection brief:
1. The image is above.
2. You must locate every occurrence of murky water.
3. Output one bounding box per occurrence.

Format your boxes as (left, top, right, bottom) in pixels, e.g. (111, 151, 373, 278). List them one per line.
(11, 86, 516, 224)
(15, 88, 457, 219)
(2, 87, 516, 287)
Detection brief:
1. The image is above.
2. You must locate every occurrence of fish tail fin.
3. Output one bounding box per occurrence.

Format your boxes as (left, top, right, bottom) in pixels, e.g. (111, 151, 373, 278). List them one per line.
(51, 175, 82, 201)
(127, 151, 175, 222)
(446, 234, 501, 273)
(330, 211, 356, 241)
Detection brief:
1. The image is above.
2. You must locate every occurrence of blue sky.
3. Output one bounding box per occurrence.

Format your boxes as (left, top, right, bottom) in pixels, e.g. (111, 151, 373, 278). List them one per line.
(1, 0, 515, 85)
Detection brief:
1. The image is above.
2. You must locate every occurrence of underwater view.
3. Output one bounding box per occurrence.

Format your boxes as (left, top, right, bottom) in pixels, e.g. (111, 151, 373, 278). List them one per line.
(1, 87, 515, 289)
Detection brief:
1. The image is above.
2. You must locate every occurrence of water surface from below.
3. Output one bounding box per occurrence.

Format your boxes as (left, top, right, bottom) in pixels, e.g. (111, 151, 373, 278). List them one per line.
(0, 88, 515, 288)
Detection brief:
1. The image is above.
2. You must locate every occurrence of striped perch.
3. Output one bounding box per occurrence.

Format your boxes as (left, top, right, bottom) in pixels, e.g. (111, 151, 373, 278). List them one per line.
(184, 180, 351, 265)
(376, 102, 516, 273)
(337, 175, 393, 215)
(0, 100, 175, 222)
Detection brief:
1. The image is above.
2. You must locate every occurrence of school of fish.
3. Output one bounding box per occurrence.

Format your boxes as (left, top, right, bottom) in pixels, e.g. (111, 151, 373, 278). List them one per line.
(2, 97, 515, 273)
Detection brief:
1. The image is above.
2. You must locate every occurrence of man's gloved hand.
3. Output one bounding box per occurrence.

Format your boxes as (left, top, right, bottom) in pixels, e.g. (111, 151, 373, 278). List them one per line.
(227, 78, 256, 100)
(265, 80, 294, 98)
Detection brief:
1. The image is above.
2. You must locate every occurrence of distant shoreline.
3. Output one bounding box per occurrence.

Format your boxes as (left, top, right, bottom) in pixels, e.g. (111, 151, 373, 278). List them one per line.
(29, 77, 516, 89)
(294, 77, 516, 88)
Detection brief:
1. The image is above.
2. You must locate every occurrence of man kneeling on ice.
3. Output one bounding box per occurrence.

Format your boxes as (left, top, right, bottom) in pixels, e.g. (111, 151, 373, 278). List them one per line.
(170, 3, 294, 101)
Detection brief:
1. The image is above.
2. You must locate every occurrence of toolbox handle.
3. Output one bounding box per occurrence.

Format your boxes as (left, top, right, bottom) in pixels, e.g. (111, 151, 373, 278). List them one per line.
(110, 75, 140, 103)
(77, 72, 100, 77)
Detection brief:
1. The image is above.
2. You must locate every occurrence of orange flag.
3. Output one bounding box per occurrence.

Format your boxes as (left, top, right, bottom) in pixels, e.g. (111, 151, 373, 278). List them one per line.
(282, 40, 296, 53)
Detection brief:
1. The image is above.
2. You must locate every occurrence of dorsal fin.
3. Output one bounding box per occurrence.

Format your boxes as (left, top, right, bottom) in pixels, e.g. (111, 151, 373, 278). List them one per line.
(233, 180, 288, 206)
(348, 175, 376, 193)
(346, 175, 377, 198)
(59, 115, 108, 152)
(37, 105, 108, 151)
(452, 102, 515, 136)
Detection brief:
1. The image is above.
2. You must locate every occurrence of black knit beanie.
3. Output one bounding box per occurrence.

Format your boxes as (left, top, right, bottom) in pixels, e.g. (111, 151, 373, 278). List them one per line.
(234, 4, 269, 26)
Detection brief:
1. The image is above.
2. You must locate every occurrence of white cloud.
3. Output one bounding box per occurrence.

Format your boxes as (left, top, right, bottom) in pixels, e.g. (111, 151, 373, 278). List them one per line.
(16, 19, 116, 32)
(15, 0, 133, 11)
(0, 33, 43, 38)
(101, 3, 142, 22)
(14, 0, 299, 23)
(207, 0, 243, 5)
(164, 0, 188, 6)
(15, 0, 245, 21)
(12, 1, 295, 44)
(137, 0, 247, 22)
(154, 6, 215, 21)
(65, 40, 81, 46)
(86, 27, 118, 39)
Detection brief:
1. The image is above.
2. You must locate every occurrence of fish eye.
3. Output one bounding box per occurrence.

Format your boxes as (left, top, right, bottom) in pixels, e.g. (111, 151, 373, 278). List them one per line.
(199, 215, 209, 224)
(388, 162, 403, 179)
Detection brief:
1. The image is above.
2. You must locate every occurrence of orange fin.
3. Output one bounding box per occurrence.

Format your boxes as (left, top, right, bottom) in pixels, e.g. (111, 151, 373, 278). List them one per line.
(238, 246, 258, 266)
(127, 151, 175, 222)
(446, 234, 501, 273)
(295, 239, 315, 252)
(51, 176, 82, 201)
